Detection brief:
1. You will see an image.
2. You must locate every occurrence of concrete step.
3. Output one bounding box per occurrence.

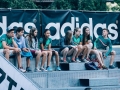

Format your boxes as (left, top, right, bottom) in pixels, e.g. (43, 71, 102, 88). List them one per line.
(60, 63, 69, 71)
(80, 77, 119, 86)
(69, 63, 86, 70)
(9, 54, 120, 72)
(40, 86, 120, 90)
(116, 61, 120, 68)
(24, 70, 120, 88)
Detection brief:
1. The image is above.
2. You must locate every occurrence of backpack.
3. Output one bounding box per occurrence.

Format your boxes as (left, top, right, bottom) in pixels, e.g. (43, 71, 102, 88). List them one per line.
(85, 62, 99, 70)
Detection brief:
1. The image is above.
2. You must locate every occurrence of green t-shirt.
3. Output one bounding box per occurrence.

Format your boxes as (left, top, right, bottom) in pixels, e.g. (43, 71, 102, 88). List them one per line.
(39, 37, 52, 49)
(94, 35, 112, 57)
(0, 34, 13, 49)
(72, 35, 81, 45)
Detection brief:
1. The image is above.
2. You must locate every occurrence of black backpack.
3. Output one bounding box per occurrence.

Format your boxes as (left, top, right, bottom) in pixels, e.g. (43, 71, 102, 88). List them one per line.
(85, 62, 99, 70)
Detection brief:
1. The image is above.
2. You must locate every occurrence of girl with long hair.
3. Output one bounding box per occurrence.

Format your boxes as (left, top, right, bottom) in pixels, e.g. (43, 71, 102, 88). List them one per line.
(25, 27, 47, 72)
(80, 26, 92, 62)
(59, 30, 78, 62)
(81, 26, 107, 69)
(72, 27, 83, 62)
(39, 29, 61, 71)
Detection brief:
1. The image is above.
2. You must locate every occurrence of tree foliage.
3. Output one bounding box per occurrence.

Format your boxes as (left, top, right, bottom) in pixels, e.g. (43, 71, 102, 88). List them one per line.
(0, 0, 107, 11)
(0, 0, 37, 9)
(48, 0, 79, 10)
(78, 0, 106, 11)
(48, 0, 106, 11)
(111, 0, 120, 11)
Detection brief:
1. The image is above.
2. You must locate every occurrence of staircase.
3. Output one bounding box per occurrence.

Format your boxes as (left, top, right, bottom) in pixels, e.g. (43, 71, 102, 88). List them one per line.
(8, 46, 120, 90)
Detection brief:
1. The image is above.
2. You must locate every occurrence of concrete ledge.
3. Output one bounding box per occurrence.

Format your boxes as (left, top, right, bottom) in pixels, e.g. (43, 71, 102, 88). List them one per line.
(80, 77, 119, 86)
(69, 63, 86, 70)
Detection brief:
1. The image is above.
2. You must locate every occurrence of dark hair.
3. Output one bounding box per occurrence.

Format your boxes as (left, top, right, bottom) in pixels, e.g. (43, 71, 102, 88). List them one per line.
(73, 27, 80, 35)
(102, 28, 109, 33)
(43, 29, 50, 46)
(84, 88, 92, 90)
(65, 30, 73, 45)
(16, 27, 24, 33)
(82, 26, 90, 45)
(7, 29, 14, 33)
(28, 27, 37, 46)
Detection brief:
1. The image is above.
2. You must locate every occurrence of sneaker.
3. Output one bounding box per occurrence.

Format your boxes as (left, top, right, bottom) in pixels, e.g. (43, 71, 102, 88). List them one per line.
(26, 67, 32, 72)
(60, 60, 64, 62)
(19, 67, 26, 73)
(71, 60, 76, 63)
(109, 65, 115, 69)
(40, 67, 47, 72)
(63, 60, 68, 63)
(60, 60, 68, 63)
(76, 58, 81, 63)
(81, 59, 89, 62)
(86, 58, 90, 61)
(102, 65, 108, 70)
(34, 68, 41, 72)
(56, 66, 61, 71)
(46, 66, 53, 71)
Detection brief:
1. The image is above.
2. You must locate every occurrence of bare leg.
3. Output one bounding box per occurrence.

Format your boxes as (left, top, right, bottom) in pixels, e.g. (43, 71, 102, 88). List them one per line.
(41, 51, 47, 67)
(90, 50, 104, 66)
(3, 49, 10, 60)
(26, 57, 30, 67)
(54, 51, 59, 66)
(67, 47, 78, 61)
(98, 51, 104, 63)
(82, 46, 88, 59)
(16, 51, 22, 68)
(76, 45, 82, 58)
(60, 47, 69, 61)
(110, 51, 116, 65)
(86, 43, 93, 58)
(47, 51, 52, 66)
(35, 50, 41, 68)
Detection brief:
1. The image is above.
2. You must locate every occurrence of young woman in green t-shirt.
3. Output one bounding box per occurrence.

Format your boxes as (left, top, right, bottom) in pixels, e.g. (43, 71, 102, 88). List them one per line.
(39, 29, 61, 71)
(72, 28, 82, 62)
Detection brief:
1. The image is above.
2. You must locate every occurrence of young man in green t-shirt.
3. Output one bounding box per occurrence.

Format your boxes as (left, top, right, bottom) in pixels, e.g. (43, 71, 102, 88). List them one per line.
(0, 26, 26, 72)
(94, 28, 116, 69)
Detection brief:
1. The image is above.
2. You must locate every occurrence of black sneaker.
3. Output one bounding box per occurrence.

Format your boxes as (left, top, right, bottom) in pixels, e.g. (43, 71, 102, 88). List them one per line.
(109, 65, 115, 69)
(26, 67, 32, 72)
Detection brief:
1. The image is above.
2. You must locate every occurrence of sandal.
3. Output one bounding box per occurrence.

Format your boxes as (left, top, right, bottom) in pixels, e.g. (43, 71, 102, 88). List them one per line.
(102, 65, 108, 70)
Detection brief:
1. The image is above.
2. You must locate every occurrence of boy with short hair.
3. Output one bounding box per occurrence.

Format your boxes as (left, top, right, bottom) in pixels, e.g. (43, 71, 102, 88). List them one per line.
(94, 28, 116, 69)
(0, 26, 26, 72)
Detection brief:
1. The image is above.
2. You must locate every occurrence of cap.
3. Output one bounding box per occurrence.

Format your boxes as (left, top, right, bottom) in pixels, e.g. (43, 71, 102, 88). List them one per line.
(6, 26, 14, 32)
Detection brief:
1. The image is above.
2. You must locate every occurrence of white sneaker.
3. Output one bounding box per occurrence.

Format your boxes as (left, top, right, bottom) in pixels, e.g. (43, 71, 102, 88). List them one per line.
(19, 67, 26, 73)
(76, 58, 81, 63)
(34, 68, 41, 72)
(40, 67, 47, 72)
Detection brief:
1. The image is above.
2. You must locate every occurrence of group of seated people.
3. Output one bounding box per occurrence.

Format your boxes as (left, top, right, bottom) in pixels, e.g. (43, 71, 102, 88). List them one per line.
(0, 26, 116, 73)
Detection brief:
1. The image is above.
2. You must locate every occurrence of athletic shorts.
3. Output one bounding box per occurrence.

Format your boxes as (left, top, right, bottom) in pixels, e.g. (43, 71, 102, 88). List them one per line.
(0, 49, 14, 56)
(98, 49, 115, 56)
